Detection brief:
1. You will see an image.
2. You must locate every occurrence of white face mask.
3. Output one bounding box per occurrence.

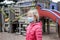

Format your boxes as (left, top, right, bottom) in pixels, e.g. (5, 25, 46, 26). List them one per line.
(27, 17, 34, 23)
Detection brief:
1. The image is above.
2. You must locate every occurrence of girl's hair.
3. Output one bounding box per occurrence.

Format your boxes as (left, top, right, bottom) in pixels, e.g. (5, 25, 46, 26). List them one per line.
(27, 9, 40, 22)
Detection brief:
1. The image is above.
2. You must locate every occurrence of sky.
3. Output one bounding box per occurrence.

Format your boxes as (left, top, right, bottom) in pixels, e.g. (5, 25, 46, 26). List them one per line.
(52, 0, 60, 3)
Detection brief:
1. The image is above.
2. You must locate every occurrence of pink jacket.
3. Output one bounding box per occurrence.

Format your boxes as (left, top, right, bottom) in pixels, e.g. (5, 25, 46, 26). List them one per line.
(26, 21, 42, 40)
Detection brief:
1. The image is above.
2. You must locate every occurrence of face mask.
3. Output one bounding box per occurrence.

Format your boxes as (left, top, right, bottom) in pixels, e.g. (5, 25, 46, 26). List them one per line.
(27, 17, 34, 23)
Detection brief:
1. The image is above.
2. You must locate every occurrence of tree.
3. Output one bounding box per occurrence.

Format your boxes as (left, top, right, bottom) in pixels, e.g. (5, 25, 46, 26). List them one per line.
(13, 0, 18, 2)
(0, 0, 4, 2)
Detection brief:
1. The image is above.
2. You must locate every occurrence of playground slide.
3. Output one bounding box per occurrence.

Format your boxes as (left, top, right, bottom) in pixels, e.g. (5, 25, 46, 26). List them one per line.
(52, 10, 60, 16)
(37, 7, 60, 26)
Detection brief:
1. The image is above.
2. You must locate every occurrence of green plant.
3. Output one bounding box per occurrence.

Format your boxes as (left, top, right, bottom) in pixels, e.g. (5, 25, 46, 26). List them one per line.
(10, 7, 27, 20)
(1, 7, 7, 18)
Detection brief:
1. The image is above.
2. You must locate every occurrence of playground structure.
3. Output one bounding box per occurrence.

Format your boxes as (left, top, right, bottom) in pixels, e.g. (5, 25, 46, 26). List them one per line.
(36, 5, 60, 37)
(0, 0, 60, 38)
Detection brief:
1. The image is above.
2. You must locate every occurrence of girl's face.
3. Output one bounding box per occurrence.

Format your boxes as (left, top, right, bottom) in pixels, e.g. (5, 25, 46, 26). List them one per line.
(27, 13, 37, 23)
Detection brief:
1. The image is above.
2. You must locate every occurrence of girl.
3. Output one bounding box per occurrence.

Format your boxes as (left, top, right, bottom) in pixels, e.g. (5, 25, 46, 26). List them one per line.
(26, 8, 42, 40)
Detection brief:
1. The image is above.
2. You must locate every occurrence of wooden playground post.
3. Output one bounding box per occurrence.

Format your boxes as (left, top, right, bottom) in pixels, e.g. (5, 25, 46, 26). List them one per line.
(42, 17, 46, 33)
(58, 24, 60, 38)
(47, 19, 50, 34)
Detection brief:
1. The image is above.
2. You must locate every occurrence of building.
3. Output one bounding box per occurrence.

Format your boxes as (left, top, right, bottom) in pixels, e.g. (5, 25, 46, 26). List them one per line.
(57, 2, 60, 11)
(37, 0, 52, 8)
(8, 0, 52, 9)
(8, 0, 35, 2)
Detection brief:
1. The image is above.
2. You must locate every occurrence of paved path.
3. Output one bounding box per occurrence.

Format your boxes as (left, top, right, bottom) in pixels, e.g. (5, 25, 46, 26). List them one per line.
(0, 32, 25, 40)
(0, 32, 59, 40)
(43, 33, 59, 40)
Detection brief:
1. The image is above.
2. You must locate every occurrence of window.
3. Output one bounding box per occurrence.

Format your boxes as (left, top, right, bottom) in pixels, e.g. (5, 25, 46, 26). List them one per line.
(52, 5, 54, 9)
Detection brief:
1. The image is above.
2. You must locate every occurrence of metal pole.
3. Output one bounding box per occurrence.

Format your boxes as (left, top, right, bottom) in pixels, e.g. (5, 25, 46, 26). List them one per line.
(1, 6, 5, 32)
(8, 5, 11, 33)
(17, 22, 21, 34)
